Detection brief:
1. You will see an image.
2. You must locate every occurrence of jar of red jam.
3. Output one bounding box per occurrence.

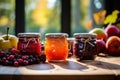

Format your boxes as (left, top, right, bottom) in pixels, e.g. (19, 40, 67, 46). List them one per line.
(44, 33, 68, 62)
(73, 33, 97, 61)
(17, 33, 41, 55)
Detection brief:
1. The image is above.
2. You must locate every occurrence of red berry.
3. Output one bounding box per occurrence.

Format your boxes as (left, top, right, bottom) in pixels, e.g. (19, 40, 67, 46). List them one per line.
(4, 60, 9, 65)
(18, 58, 23, 64)
(9, 55, 15, 60)
(2, 57, 6, 62)
(23, 60, 28, 66)
(22, 55, 28, 60)
(10, 48, 20, 54)
(0, 51, 6, 56)
(14, 61, 19, 67)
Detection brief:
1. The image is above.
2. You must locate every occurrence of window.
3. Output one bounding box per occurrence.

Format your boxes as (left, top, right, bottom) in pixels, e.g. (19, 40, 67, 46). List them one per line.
(0, 0, 106, 37)
(25, 0, 61, 39)
(0, 0, 15, 35)
(71, 0, 104, 36)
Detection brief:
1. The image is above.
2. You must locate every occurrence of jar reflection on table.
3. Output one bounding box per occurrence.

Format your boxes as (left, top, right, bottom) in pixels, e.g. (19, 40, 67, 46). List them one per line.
(67, 38, 74, 57)
(73, 33, 97, 61)
(44, 33, 68, 62)
(17, 33, 42, 55)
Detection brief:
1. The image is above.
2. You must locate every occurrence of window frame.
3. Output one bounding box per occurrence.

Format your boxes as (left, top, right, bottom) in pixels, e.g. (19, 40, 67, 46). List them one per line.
(15, 0, 71, 36)
(15, 0, 117, 36)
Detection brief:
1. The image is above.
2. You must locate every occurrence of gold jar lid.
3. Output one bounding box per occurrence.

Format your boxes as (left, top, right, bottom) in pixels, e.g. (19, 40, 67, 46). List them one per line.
(17, 33, 41, 38)
(45, 33, 68, 38)
(74, 33, 97, 38)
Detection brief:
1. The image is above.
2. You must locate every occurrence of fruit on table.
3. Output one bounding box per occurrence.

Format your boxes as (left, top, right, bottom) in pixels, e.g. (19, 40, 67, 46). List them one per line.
(106, 36, 120, 56)
(0, 48, 46, 66)
(0, 27, 18, 50)
(14, 61, 19, 67)
(89, 28, 107, 40)
(0, 34, 18, 50)
(105, 25, 120, 37)
(96, 40, 106, 55)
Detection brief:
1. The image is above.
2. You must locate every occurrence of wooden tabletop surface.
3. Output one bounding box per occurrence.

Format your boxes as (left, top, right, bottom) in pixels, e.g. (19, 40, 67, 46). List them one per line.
(0, 56, 120, 80)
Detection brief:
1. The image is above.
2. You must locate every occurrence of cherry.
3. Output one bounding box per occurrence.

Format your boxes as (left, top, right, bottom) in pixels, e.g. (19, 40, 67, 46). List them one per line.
(4, 60, 9, 65)
(14, 61, 19, 67)
(2, 57, 6, 62)
(23, 60, 28, 65)
(0, 51, 6, 57)
(22, 55, 28, 60)
(18, 58, 23, 64)
(8, 55, 15, 60)
(0, 48, 46, 66)
(10, 48, 20, 54)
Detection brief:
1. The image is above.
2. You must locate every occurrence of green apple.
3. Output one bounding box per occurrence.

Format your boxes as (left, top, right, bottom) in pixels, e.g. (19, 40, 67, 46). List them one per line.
(0, 34, 18, 50)
(89, 28, 107, 40)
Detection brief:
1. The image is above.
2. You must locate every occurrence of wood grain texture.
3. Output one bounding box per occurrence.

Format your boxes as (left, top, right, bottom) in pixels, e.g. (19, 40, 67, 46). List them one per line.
(0, 56, 119, 80)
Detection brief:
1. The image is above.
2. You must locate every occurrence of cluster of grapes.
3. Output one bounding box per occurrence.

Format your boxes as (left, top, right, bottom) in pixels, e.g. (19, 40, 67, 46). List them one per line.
(0, 48, 46, 67)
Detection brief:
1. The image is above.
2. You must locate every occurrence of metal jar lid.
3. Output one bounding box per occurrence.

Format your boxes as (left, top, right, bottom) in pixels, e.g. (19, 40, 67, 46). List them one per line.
(17, 33, 41, 38)
(74, 33, 97, 38)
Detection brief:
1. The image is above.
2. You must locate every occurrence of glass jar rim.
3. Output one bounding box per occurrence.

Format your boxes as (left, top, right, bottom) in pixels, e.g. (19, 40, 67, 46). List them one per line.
(17, 33, 41, 38)
(74, 33, 97, 38)
(45, 33, 68, 38)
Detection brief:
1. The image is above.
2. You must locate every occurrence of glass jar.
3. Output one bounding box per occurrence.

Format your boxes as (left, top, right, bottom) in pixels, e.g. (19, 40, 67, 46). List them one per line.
(17, 33, 41, 55)
(73, 33, 97, 61)
(45, 33, 68, 62)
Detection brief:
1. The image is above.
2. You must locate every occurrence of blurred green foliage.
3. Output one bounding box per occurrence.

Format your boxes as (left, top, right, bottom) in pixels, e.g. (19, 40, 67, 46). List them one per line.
(0, 0, 15, 35)
(0, 0, 104, 38)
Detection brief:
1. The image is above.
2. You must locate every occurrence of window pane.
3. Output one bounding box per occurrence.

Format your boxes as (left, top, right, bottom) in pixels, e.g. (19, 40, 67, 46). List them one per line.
(71, 0, 104, 35)
(0, 0, 15, 35)
(25, 0, 61, 40)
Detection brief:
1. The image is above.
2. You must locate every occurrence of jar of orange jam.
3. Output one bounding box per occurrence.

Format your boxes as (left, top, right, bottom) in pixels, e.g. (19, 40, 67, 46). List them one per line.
(45, 33, 68, 62)
(17, 33, 41, 55)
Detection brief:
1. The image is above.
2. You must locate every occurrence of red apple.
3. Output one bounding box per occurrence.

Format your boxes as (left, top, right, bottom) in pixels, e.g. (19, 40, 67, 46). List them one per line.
(106, 36, 120, 56)
(105, 25, 120, 38)
(96, 40, 106, 55)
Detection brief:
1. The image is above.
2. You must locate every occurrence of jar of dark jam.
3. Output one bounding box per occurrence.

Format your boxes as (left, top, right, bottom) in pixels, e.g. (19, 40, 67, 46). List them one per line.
(73, 33, 97, 61)
(17, 33, 41, 55)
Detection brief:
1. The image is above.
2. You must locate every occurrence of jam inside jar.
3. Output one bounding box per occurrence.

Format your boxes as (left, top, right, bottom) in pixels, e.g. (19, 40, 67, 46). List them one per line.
(73, 33, 97, 61)
(17, 33, 41, 55)
(45, 33, 68, 62)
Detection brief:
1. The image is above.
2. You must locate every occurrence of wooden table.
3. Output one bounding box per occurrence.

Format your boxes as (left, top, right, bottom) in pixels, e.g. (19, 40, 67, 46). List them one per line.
(0, 56, 120, 80)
